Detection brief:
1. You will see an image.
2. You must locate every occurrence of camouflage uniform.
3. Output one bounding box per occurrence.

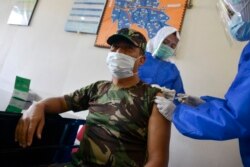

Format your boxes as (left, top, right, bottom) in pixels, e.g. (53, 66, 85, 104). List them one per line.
(64, 80, 160, 167)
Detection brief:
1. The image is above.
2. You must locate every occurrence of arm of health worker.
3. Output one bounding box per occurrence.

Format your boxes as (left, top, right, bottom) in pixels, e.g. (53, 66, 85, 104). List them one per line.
(173, 43, 250, 140)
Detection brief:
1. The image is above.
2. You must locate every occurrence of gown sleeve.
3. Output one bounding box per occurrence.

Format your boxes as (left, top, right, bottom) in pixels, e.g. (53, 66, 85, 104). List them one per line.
(173, 42, 250, 140)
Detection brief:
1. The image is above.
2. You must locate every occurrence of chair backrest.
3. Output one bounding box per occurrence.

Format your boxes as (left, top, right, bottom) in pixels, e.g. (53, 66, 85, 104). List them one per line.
(0, 111, 85, 167)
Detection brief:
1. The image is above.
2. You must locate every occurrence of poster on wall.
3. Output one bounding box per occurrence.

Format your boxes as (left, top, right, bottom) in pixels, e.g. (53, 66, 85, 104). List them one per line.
(7, 0, 38, 26)
(65, 0, 106, 34)
(95, 0, 188, 48)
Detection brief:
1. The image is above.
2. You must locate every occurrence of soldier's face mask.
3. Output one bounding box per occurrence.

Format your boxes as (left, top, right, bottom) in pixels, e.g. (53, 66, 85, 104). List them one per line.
(106, 52, 137, 79)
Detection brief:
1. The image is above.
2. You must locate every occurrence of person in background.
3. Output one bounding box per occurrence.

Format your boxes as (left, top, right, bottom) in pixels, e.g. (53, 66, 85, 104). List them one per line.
(154, 0, 250, 166)
(139, 26, 185, 103)
(15, 28, 171, 167)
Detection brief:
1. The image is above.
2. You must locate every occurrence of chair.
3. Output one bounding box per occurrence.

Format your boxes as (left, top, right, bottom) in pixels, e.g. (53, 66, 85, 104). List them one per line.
(0, 111, 85, 167)
(72, 124, 87, 153)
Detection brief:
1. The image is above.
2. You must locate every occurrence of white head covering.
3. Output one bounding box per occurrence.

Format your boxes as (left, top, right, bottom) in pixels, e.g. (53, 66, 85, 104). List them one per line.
(146, 26, 180, 54)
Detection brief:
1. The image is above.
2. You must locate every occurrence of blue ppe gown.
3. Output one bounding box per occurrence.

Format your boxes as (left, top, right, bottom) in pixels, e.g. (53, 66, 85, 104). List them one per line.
(173, 42, 250, 167)
(139, 52, 185, 97)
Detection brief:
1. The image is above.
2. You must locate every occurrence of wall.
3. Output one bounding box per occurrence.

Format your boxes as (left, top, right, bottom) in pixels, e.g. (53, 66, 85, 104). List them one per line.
(0, 0, 110, 98)
(0, 0, 246, 166)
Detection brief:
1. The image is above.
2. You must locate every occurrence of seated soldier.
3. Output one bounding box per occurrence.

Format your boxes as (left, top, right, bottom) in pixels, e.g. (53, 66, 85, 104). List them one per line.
(15, 28, 171, 167)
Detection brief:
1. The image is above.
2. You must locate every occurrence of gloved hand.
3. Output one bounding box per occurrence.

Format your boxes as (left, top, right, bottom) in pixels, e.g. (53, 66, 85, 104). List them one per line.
(151, 84, 176, 101)
(154, 96, 176, 121)
(176, 93, 205, 107)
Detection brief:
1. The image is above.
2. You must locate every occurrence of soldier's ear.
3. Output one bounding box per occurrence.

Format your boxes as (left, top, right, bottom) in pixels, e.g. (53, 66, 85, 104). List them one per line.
(138, 56, 145, 65)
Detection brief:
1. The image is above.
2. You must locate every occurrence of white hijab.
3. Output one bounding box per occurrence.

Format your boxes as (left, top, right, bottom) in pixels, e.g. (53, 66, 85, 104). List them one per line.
(146, 26, 180, 54)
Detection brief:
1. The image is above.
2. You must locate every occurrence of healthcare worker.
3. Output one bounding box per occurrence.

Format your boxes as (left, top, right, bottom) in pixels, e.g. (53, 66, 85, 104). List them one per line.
(139, 26, 185, 101)
(155, 0, 250, 166)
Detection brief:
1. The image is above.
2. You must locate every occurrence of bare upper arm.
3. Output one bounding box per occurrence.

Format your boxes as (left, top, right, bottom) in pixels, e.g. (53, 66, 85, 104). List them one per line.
(145, 92, 171, 167)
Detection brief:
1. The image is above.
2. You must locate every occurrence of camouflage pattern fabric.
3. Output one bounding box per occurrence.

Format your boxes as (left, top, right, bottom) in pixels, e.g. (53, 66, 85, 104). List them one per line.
(64, 81, 160, 167)
(107, 28, 147, 54)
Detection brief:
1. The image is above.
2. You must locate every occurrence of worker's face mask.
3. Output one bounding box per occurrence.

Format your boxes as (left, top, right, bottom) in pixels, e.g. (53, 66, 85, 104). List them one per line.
(106, 52, 137, 79)
(153, 44, 175, 61)
(217, 0, 250, 42)
(229, 14, 250, 41)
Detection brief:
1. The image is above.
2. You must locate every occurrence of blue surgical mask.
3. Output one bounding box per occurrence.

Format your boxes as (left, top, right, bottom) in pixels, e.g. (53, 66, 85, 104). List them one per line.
(153, 44, 175, 61)
(229, 14, 250, 41)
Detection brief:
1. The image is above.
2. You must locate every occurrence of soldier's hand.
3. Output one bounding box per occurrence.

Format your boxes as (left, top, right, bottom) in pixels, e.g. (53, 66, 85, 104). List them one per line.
(15, 102, 45, 148)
